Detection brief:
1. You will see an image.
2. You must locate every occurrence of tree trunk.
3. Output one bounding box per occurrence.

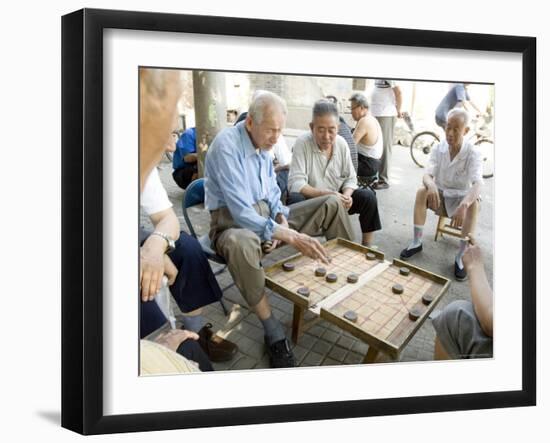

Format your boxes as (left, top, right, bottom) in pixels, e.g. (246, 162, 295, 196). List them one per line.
(192, 71, 227, 177)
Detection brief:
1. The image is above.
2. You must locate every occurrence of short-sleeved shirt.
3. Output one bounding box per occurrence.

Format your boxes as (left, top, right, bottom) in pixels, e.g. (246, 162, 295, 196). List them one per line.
(141, 167, 172, 216)
(435, 84, 470, 124)
(204, 121, 288, 241)
(288, 132, 357, 194)
(172, 127, 196, 170)
(426, 140, 483, 215)
(370, 79, 398, 117)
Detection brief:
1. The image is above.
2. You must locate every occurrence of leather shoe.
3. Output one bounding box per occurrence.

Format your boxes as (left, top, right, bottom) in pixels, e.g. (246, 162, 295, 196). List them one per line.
(400, 243, 423, 260)
(197, 323, 238, 362)
(265, 337, 296, 368)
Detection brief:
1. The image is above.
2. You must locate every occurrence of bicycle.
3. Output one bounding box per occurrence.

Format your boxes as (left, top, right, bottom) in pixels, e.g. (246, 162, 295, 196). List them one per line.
(408, 112, 494, 179)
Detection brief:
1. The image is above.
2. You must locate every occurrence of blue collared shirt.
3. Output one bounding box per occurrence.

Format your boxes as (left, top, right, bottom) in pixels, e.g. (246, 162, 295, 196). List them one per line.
(204, 122, 289, 241)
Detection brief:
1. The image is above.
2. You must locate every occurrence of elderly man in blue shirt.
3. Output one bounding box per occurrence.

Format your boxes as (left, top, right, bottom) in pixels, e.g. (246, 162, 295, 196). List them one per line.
(205, 91, 354, 368)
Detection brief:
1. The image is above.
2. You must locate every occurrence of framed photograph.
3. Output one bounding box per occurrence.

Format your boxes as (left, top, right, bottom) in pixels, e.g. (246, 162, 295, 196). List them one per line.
(62, 8, 536, 435)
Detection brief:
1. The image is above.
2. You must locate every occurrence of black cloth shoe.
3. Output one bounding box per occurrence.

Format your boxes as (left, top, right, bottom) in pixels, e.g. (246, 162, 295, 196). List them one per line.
(265, 337, 296, 368)
(400, 243, 423, 260)
(454, 261, 468, 281)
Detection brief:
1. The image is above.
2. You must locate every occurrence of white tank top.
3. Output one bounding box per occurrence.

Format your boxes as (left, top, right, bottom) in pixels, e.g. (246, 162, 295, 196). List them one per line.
(356, 118, 383, 159)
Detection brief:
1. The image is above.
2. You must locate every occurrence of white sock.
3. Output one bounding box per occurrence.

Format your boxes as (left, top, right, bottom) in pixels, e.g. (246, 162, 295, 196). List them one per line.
(408, 225, 424, 250)
(455, 239, 468, 269)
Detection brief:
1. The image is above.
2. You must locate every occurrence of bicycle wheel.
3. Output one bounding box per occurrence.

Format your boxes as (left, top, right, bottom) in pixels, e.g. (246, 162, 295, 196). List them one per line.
(410, 131, 440, 168)
(475, 138, 494, 179)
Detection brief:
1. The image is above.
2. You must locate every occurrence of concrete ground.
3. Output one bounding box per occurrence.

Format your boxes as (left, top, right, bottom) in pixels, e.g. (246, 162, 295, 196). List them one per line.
(143, 141, 494, 370)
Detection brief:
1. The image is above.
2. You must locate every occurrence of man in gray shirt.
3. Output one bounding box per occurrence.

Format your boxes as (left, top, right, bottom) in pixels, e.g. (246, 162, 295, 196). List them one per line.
(288, 100, 381, 246)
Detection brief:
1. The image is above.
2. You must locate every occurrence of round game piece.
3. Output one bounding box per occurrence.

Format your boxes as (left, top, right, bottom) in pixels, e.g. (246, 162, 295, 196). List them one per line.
(344, 310, 358, 323)
(399, 267, 410, 276)
(408, 307, 422, 321)
(282, 262, 295, 272)
(347, 273, 359, 284)
(392, 283, 404, 294)
(326, 273, 338, 283)
(297, 287, 310, 297)
(422, 294, 434, 305)
(315, 267, 327, 277)
(366, 252, 377, 261)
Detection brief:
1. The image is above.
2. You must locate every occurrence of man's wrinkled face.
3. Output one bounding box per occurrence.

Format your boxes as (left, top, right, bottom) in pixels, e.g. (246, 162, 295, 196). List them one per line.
(445, 114, 469, 148)
(310, 114, 339, 151)
(246, 107, 285, 150)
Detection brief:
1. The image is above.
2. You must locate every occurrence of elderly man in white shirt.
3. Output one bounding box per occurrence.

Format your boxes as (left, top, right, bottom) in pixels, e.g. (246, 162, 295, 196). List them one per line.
(400, 108, 483, 281)
(288, 99, 381, 246)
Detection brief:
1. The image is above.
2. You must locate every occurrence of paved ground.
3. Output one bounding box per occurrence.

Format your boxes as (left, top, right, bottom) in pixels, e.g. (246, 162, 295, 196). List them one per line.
(143, 140, 494, 370)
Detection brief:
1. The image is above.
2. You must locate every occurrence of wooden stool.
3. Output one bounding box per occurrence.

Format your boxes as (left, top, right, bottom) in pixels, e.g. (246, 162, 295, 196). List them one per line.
(434, 215, 463, 241)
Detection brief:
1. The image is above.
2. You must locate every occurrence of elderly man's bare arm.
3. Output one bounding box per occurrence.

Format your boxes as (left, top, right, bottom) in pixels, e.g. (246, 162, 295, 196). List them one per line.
(352, 117, 369, 145)
(462, 241, 493, 337)
(140, 207, 180, 301)
(422, 173, 440, 210)
(393, 86, 403, 118)
(452, 181, 482, 227)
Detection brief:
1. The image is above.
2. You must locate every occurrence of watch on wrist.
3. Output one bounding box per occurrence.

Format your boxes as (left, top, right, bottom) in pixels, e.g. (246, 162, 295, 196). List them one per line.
(151, 231, 176, 253)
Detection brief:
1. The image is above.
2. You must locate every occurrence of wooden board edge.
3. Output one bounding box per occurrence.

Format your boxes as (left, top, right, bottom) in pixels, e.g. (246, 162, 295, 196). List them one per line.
(320, 307, 399, 359)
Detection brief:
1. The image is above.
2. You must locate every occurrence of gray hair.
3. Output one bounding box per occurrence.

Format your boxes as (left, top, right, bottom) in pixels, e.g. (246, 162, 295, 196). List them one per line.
(312, 99, 339, 121)
(447, 108, 470, 127)
(248, 90, 288, 124)
(349, 92, 369, 108)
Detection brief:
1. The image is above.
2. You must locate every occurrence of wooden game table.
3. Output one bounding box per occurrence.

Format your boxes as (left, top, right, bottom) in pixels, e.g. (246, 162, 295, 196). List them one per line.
(265, 238, 450, 364)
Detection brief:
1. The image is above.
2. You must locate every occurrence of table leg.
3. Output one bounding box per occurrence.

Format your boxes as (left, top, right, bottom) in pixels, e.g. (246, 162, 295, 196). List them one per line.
(291, 304, 305, 344)
(363, 347, 380, 364)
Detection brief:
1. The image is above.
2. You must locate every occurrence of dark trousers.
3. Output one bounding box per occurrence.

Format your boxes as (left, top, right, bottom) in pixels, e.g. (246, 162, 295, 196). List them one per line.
(139, 230, 223, 338)
(357, 153, 380, 178)
(176, 340, 214, 372)
(276, 169, 289, 198)
(172, 164, 198, 190)
(287, 188, 381, 233)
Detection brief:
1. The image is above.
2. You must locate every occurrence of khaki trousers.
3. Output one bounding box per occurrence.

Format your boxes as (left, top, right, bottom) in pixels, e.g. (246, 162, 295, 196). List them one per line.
(209, 194, 354, 307)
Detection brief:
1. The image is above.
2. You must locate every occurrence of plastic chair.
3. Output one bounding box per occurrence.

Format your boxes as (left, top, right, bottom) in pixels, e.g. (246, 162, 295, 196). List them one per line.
(182, 178, 231, 316)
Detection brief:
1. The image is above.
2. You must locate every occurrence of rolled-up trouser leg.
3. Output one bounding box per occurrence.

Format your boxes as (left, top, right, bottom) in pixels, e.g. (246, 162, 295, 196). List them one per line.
(350, 188, 382, 233)
(215, 228, 265, 308)
(288, 194, 354, 241)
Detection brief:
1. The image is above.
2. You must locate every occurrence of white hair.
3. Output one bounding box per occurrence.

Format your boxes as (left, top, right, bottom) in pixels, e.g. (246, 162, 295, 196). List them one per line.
(447, 108, 470, 127)
(349, 92, 369, 108)
(248, 90, 287, 124)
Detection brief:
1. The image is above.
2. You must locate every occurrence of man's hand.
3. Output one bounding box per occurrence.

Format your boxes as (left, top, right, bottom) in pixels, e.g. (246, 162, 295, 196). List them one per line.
(263, 214, 288, 253)
(291, 232, 331, 264)
(164, 254, 178, 286)
(155, 329, 199, 353)
(140, 236, 166, 302)
(426, 184, 440, 211)
(451, 203, 468, 228)
(335, 192, 353, 210)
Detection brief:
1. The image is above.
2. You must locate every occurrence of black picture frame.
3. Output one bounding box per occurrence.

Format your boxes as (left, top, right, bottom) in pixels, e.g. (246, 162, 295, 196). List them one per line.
(61, 8, 536, 435)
